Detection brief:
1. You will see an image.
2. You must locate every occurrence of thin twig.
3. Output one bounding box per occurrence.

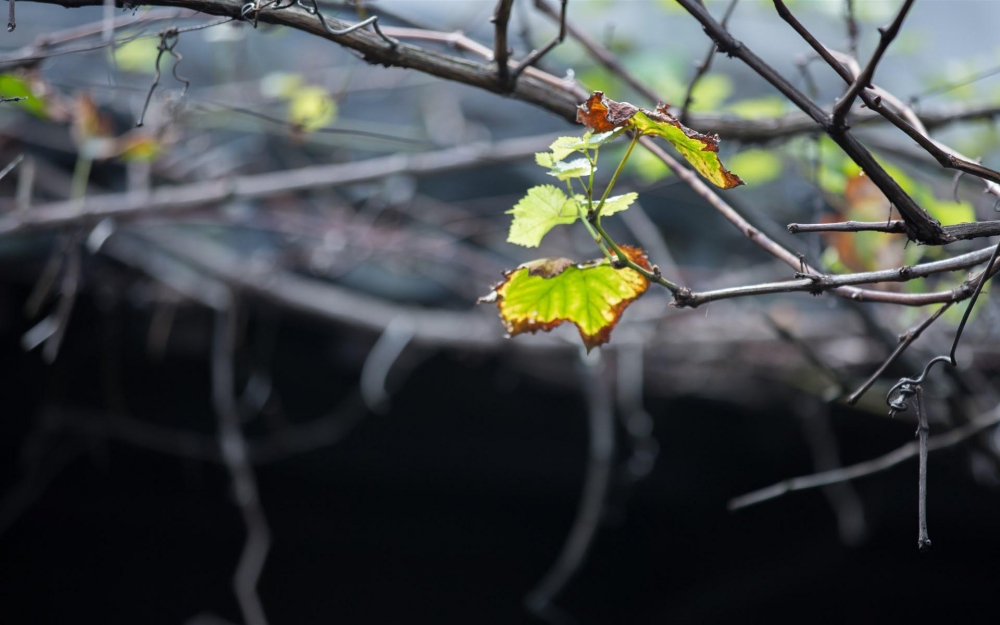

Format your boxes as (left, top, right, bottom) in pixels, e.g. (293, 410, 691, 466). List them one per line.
(831, 0, 914, 129)
(510, 0, 566, 84)
(41, 242, 80, 363)
(534, 0, 662, 104)
(137, 29, 189, 127)
(359, 316, 415, 413)
(846, 303, 954, 405)
(844, 0, 858, 55)
(525, 350, 614, 623)
(915, 385, 931, 551)
(673, 243, 1000, 308)
(212, 308, 271, 625)
(788, 220, 907, 234)
(728, 407, 1000, 511)
(0, 154, 24, 183)
(678, 0, 738, 124)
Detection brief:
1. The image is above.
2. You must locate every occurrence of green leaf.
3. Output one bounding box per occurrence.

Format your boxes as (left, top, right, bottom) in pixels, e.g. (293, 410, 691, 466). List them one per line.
(548, 131, 621, 162)
(630, 109, 744, 189)
(550, 136, 583, 161)
(0, 74, 46, 118)
(726, 149, 784, 187)
(600, 192, 638, 216)
(576, 91, 744, 189)
(287, 86, 337, 133)
(535, 152, 556, 168)
(506, 185, 579, 248)
(545, 157, 595, 181)
(478, 246, 651, 351)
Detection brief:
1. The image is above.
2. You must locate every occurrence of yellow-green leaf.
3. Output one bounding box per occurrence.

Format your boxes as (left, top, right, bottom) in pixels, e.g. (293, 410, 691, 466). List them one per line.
(600, 192, 638, 216)
(550, 136, 583, 161)
(478, 246, 651, 351)
(287, 86, 337, 133)
(630, 109, 744, 189)
(506, 185, 579, 248)
(535, 152, 556, 168)
(547, 131, 621, 162)
(576, 91, 744, 189)
(545, 157, 595, 181)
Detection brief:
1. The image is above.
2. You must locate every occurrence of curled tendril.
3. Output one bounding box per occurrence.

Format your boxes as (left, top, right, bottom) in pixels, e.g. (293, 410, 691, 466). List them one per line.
(240, 0, 398, 48)
(136, 28, 190, 127)
(885, 355, 951, 417)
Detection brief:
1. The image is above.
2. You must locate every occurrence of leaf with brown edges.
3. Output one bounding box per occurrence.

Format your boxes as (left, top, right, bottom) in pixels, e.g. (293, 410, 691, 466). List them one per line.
(576, 91, 744, 189)
(478, 246, 651, 351)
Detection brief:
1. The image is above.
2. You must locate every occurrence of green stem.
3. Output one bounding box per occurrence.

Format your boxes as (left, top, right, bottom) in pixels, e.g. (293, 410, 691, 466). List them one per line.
(586, 148, 597, 211)
(593, 219, 681, 294)
(70, 155, 92, 201)
(569, 175, 613, 261)
(592, 131, 640, 220)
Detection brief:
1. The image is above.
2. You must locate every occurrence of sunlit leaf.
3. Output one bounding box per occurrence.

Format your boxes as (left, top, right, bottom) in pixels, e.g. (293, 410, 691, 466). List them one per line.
(726, 149, 783, 186)
(506, 185, 579, 248)
(478, 245, 651, 351)
(287, 86, 337, 133)
(576, 91, 744, 189)
(549, 136, 582, 162)
(113, 38, 161, 73)
(599, 192, 638, 216)
(535, 152, 556, 168)
(0, 73, 46, 118)
(545, 157, 594, 181)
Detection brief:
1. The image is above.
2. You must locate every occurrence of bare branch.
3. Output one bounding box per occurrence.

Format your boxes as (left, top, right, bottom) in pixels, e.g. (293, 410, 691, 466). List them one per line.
(673, 236, 1000, 308)
(788, 220, 907, 234)
(831, 0, 914, 129)
(492, 0, 515, 86)
(509, 0, 567, 84)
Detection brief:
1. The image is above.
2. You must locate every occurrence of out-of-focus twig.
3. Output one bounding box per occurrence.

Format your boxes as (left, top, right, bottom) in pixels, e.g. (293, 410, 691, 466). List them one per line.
(729, 406, 1000, 511)
(525, 350, 614, 623)
(212, 308, 271, 625)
